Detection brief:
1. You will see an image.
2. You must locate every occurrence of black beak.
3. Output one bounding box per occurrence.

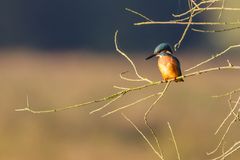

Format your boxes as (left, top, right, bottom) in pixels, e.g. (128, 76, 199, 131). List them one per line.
(145, 53, 157, 60)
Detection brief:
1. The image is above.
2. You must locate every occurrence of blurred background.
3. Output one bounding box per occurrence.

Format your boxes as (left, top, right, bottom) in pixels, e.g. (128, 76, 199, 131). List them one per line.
(0, 0, 239, 160)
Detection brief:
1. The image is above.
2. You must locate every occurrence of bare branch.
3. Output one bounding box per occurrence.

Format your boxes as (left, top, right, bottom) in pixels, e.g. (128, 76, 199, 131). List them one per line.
(89, 94, 123, 115)
(174, 8, 194, 50)
(15, 64, 240, 114)
(218, 0, 225, 20)
(101, 92, 158, 117)
(167, 122, 181, 160)
(144, 82, 171, 122)
(125, 8, 152, 22)
(119, 71, 147, 82)
(207, 117, 236, 155)
(134, 21, 240, 26)
(186, 44, 240, 71)
(211, 141, 240, 160)
(192, 26, 240, 33)
(144, 82, 171, 154)
(215, 96, 240, 135)
(212, 88, 240, 98)
(173, 0, 220, 18)
(114, 30, 152, 83)
(122, 113, 164, 160)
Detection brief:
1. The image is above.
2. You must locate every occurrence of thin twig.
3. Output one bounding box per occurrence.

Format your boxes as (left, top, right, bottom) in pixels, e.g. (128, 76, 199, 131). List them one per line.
(195, 7, 240, 12)
(174, 7, 194, 50)
(114, 30, 152, 83)
(173, 0, 220, 18)
(168, 122, 181, 160)
(134, 21, 240, 26)
(211, 141, 240, 160)
(207, 117, 236, 155)
(125, 8, 152, 22)
(214, 96, 240, 135)
(144, 82, 171, 122)
(89, 94, 123, 114)
(214, 88, 240, 118)
(144, 82, 171, 154)
(174, 2, 240, 18)
(175, 1, 218, 24)
(218, 0, 225, 20)
(113, 85, 130, 90)
(192, 26, 240, 33)
(122, 113, 164, 160)
(186, 44, 240, 71)
(212, 88, 240, 98)
(119, 71, 146, 82)
(227, 93, 239, 119)
(102, 92, 159, 117)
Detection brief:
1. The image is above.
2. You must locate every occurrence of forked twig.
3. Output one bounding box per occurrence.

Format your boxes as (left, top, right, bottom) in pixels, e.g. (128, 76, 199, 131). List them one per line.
(172, 0, 221, 17)
(122, 113, 183, 160)
(208, 88, 240, 155)
(89, 94, 123, 114)
(144, 81, 171, 153)
(122, 113, 164, 160)
(214, 96, 240, 135)
(102, 91, 159, 117)
(211, 141, 240, 160)
(114, 30, 152, 83)
(207, 117, 236, 155)
(144, 82, 171, 122)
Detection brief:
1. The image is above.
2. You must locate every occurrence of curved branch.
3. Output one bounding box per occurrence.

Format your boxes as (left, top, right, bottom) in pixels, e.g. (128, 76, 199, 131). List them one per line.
(114, 30, 152, 83)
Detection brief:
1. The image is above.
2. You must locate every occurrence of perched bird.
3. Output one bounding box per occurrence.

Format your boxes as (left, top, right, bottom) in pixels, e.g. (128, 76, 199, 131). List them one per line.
(145, 43, 184, 82)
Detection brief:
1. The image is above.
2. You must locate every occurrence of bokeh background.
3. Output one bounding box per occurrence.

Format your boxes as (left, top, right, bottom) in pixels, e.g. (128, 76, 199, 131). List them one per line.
(0, 0, 239, 160)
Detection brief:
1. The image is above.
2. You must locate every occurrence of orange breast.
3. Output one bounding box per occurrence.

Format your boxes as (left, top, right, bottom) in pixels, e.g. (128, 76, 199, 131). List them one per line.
(158, 56, 181, 80)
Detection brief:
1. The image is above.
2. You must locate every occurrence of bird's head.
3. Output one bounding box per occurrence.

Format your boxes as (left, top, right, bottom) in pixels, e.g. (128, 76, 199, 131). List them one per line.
(145, 43, 173, 60)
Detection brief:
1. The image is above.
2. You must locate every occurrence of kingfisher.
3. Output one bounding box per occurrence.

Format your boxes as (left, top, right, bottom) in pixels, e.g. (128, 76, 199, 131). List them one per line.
(145, 43, 184, 82)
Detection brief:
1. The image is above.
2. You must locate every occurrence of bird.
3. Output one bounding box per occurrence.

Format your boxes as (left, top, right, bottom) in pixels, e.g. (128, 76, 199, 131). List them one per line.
(145, 43, 184, 82)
